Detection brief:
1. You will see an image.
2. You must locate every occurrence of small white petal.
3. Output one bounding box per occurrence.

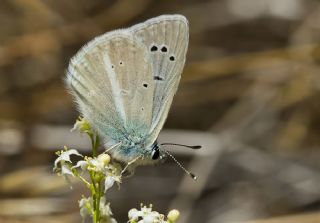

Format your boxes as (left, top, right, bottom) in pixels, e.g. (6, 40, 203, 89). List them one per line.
(104, 176, 115, 191)
(64, 149, 83, 157)
(109, 218, 117, 223)
(80, 204, 91, 219)
(143, 215, 156, 223)
(73, 160, 88, 170)
(100, 204, 112, 217)
(71, 122, 81, 132)
(54, 149, 82, 168)
(61, 163, 74, 176)
(79, 197, 92, 218)
(150, 211, 160, 218)
(79, 198, 87, 208)
(128, 209, 142, 220)
(54, 156, 65, 168)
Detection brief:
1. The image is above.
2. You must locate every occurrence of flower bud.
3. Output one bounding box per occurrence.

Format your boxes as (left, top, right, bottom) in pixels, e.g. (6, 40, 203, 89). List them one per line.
(98, 154, 111, 166)
(72, 117, 92, 133)
(167, 209, 180, 222)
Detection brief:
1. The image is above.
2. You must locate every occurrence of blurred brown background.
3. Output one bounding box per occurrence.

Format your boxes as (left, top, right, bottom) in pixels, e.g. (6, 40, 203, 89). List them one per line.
(1, 0, 320, 222)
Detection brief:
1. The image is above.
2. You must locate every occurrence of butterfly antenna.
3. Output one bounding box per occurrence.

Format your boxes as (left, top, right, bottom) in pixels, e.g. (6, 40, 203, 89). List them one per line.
(163, 150, 197, 180)
(161, 143, 201, 150)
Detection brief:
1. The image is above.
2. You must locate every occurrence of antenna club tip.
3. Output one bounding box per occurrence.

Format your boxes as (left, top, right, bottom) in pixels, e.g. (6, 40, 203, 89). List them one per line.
(190, 173, 197, 180)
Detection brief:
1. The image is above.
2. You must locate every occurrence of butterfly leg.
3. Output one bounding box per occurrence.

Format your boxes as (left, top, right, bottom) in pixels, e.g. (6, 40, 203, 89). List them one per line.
(122, 169, 135, 178)
(121, 155, 142, 175)
(104, 142, 122, 154)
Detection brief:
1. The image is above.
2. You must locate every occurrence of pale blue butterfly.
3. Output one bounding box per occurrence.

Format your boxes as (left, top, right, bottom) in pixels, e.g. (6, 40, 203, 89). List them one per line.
(66, 15, 198, 178)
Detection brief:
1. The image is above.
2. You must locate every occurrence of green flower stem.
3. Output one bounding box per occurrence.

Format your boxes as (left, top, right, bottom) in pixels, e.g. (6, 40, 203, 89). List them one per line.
(96, 180, 102, 221)
(89, 132, 100, 158)
(94, 135, 100, 156)
(88, 133, 102, 223)
(89, 171, 99, 223)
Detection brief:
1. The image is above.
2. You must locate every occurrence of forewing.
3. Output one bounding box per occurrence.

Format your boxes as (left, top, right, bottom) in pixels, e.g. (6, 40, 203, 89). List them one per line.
(130, 15, 189, 142)
(66, 31, 155, 144)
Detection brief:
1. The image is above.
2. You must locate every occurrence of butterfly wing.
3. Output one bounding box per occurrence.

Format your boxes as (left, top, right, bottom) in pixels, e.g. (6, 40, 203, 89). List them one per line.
(130, 15, 189, 143)
(66, 31, 155, 147)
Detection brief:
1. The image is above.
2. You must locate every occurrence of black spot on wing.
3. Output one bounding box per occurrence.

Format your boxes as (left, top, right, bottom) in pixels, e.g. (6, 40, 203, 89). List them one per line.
(150, 45, 158, 52)
(161, 46, 168, 52)
(154, 76, 164, 81)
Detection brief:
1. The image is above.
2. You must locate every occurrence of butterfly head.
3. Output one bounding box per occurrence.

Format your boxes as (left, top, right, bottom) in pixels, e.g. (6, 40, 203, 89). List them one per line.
(150, 141, 166, 161)
(110, 139, 199, 180)
(107, 138, 166, 166)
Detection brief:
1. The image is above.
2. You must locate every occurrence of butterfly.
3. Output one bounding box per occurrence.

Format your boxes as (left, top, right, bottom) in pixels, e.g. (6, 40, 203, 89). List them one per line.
(66, 14, 196, 176)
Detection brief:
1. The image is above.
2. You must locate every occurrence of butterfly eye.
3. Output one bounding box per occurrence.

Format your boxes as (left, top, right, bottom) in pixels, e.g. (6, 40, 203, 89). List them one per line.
(151, 149, 160, 160)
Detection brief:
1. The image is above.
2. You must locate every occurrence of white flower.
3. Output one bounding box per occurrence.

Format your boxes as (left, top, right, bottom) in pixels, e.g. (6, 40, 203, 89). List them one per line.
(100, 197, 117, 223)
(104, 173, 121, 192)
(128, 205, 179, 223)
(104, 176, 116, 191)
(54, 148, 82, 167)
(79, 196, 117, 223)
(53, 148, 83, 178)
(84, 154, 121, 192)
(128, 205, 164, 223)
(64, 151, 121, 192)
(73, 160, 88, 171)
(88, 157, 105, 172)
(99, 197, 112, 216)
(86, 153, 110, 172)
(128, 208, 141, 220)
(71, 116, 92, 134)
(79, 197, 92, 219)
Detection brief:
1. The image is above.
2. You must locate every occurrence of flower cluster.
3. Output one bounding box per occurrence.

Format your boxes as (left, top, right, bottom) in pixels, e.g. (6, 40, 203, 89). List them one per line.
(54, 117, 180, 223)
(79, 196, 117, 223)
(54, 147, 121, 222)
(54, 117, 121, 222)
(54, 147, 83, 183)
(128, 204, 180, 223)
